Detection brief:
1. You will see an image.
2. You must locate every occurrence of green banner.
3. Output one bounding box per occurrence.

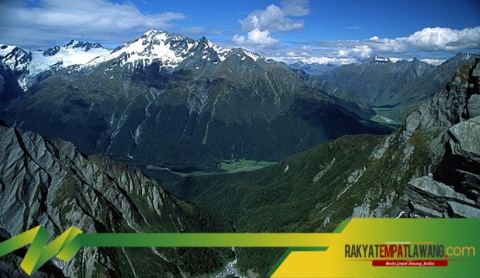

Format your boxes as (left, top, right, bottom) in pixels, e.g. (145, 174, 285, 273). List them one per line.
(0, 219, 479, 277)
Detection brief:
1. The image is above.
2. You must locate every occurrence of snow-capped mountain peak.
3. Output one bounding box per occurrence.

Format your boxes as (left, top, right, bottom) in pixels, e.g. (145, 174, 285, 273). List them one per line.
(118, 30, 194, 66)
(1, 30, 269, 91)
(239, 48, 262, 62)
(1, 40, 111, 90)
(86, 29, 235, 69)
(0, 44, 31, 73)
(29, 40, 111, 79)
(1, 44, 32, 89)
(86, 29, 195, 69)
(227, 48, 265, 63)
(43, 40, 106, 56)
(195, 36, 231, 62)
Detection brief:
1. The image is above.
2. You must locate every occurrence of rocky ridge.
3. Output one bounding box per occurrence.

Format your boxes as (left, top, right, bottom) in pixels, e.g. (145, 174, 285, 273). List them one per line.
(402, 59, 480, 218)
(359, 58, 480, 219)
(0, 123, 235, 277)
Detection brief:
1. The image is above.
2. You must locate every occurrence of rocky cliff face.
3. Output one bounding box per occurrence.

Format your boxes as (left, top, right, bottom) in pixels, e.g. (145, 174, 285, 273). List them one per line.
(394, 58, 480, 218)
(0, 124, 234, 277)
(389, 116, 480, 219)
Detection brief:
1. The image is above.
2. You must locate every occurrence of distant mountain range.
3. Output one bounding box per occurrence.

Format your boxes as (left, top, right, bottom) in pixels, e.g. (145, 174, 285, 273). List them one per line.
(0, 30, 390, 171)
(288, 61, 339, 75)
(319, 53, 477, 124)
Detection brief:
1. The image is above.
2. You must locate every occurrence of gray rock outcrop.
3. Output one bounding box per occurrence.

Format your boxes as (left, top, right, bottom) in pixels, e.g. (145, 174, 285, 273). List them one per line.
(0, 125, 233, 277)
(395, 58, 480, 218)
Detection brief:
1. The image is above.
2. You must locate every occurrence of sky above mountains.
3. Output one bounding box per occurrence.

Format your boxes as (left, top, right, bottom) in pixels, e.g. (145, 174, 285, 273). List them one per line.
(1, 0, 479, 65)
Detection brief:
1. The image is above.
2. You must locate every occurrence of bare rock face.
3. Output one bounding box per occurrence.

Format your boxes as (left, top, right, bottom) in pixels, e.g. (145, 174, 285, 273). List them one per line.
(467, 61, 480, 118)
(433, 117, 480, 205)
(0, 125, 234, 277)
(468, 95, 480, 118)
(406, 117, 480, 218)
(448, 116, 480, 155)
(395, 58, 480, 219)
(406, 174, 479, 219)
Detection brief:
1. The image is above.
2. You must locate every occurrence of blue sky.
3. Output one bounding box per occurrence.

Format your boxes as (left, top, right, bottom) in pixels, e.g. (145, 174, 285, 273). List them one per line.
(1, 0, 479, 64)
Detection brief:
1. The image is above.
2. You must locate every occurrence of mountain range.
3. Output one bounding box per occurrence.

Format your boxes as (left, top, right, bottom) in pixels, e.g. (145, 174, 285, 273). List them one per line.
(1, 29, 479, 277)
(288, 61, 339, 76)
(319, 54, 477, 125)
(0, 30, 390, 171)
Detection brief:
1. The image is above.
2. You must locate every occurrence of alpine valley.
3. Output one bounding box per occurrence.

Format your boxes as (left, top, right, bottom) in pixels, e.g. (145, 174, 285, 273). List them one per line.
(0, 29, 479, 278)
(318, 54, 477, 125)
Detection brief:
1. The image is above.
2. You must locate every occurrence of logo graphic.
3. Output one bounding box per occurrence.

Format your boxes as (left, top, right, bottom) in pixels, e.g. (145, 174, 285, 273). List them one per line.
(1, 219, 479, 277)
(268, 219, 480, 277)
(0, 225, 82, 275)
(345, 241, 476, 267)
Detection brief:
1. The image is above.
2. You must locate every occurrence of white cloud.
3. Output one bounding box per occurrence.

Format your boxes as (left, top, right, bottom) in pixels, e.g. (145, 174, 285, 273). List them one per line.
(302, 56, 357, 65)
(232, 0, 309, 47)
(251, 26, 480, 66)
(233, 35, 246, 44)
(272, 54, 358, 65)
(232, 30, 279, 46)
(405, 27, 480, 51)
(337, 45, 373, 59)
(369, 38, 409, 53)
(230, 25, 479, 66)
(281, 0, 310, 16)
(361, 27, 480, 55)
(297, 26, 480, 65)
(239, 4, 305, 33)
(247, 29, 279, 45)
(0, 0, 186, 48)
